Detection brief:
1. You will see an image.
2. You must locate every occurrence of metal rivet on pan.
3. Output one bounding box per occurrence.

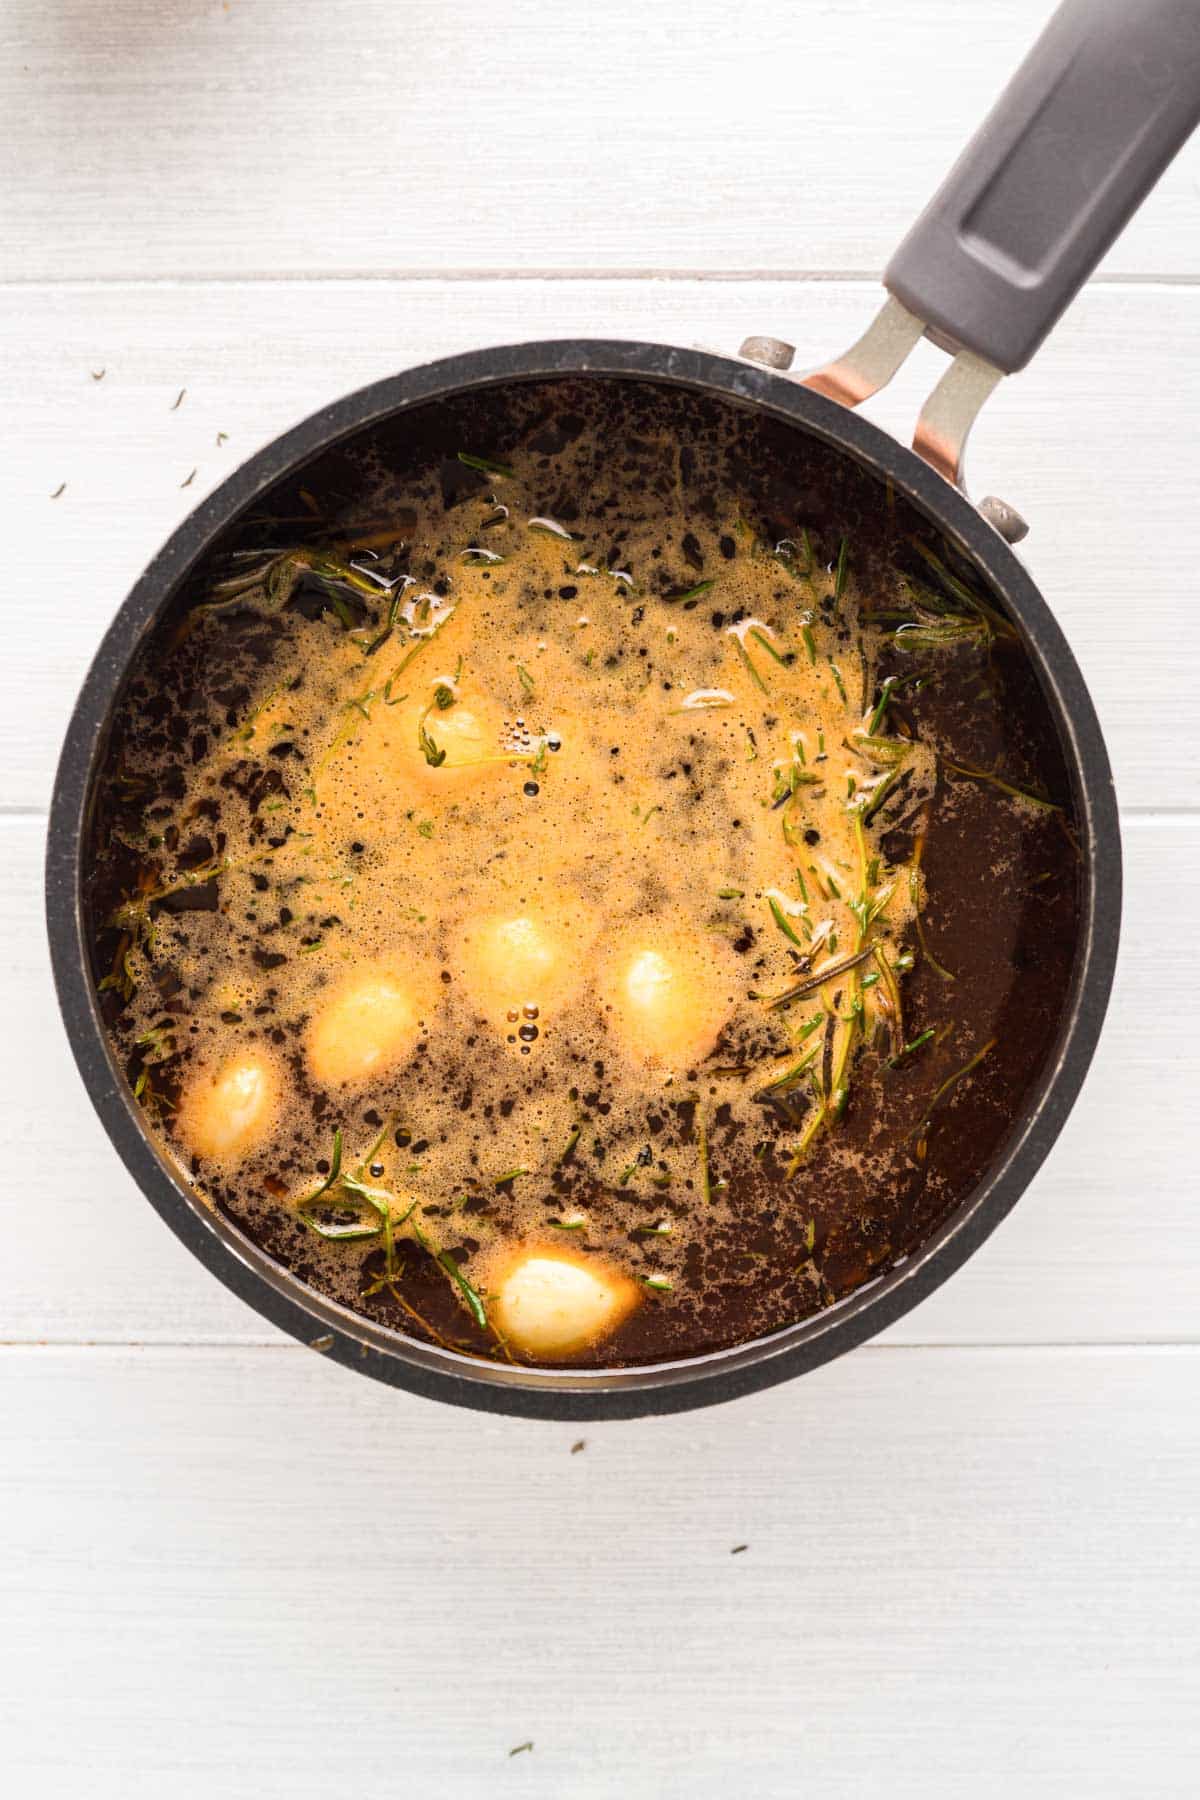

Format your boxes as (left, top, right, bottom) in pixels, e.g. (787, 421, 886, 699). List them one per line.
(978, 495, 1030, 544)
(739, 335, 796, 370)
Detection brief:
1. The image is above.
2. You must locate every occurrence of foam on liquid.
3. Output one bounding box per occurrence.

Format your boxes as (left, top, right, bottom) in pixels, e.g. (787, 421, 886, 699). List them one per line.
(111, 441, 938, 1362)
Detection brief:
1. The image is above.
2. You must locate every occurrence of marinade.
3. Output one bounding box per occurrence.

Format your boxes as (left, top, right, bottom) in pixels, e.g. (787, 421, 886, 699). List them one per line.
(86, 378, 1081, 1367)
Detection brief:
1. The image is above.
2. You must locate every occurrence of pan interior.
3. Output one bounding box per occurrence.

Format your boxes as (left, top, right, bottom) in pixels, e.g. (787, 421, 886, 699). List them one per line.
(79, 372, 1084, 1381)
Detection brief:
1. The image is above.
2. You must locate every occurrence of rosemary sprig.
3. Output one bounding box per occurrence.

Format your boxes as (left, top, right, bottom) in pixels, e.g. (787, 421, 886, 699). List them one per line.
(849, 880, 894, 941)
(785, 1070, 828, 1173)
(850, 730, 910, 766)
(943, 759, 1061, 811)
(296, 1129, 488, 1327)
(771, 759, 821, 806)
(755, 1047, 820, 1098)
(910, 817, 956, 982)
(910, 541, 1015, 638)
(360, 576, 417, 657)
(107, 858, 224, 931)
(893, 615, 991, 653)
(825, 1006, 857, 1123)
(759, 943, 876, 1010)
(911, 1037, 998, 1143)
(871, 943, 904, 1047)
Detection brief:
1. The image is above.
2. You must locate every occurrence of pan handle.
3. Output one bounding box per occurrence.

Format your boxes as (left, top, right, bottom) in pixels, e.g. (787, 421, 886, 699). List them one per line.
(796, 0, 1200, 504)
(885, 0, 1200, 374)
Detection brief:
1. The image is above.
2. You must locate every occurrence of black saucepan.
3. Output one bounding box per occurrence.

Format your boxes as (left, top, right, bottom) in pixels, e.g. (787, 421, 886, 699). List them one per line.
(46, 1, 1200, 1416)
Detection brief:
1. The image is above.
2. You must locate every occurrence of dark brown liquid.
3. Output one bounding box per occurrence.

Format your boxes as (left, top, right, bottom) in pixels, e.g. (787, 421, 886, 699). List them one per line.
(85, 377, 1081, 1367)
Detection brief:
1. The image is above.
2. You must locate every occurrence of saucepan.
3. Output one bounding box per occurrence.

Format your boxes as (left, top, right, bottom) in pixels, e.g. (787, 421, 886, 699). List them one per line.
(46, 0, 1200, 1416)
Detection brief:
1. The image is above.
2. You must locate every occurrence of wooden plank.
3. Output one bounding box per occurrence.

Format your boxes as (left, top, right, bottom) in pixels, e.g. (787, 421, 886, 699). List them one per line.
(7, 814, 1194, 1347)
(6, 276, 1200, 814)
(3, 0, 1199, 282)
(0, 1343, 1196, 1798)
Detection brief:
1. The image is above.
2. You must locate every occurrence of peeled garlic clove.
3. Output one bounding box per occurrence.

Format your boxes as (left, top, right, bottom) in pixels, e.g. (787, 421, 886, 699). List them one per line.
(456, 906, 593, 1027)
(490, 1250, 639, 1359)
(601, 926, 736, 1067)
(177, 1051, 278, 1160)
(306, 967, 426, 1087)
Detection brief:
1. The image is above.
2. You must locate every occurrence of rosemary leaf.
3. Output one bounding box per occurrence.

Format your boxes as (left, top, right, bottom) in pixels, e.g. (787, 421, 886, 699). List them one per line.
(418, 716, 446, 767)
(889, 1027, 935, 1067)
(458, 451, 514, 480)
(557, 1124, 581, 1165)
(302, 1129, 343, 1205)
(767, 894, 805, 947)
(411, 1221, 488, 1328)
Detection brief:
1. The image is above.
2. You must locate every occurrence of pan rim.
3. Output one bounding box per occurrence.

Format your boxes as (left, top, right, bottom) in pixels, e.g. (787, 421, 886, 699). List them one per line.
(45, 338, 1122, 1419)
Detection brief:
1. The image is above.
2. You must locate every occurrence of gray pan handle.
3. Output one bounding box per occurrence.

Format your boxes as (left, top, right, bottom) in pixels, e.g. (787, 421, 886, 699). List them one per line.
(884, 0, 1200, 374)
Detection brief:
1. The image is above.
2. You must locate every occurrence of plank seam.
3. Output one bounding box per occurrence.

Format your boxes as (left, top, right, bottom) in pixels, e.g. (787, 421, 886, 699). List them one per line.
(4, 271, 1200, 291)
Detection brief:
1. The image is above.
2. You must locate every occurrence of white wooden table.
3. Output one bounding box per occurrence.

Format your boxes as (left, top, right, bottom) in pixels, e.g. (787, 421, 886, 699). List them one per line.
(2, 3, 1198, 1794)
